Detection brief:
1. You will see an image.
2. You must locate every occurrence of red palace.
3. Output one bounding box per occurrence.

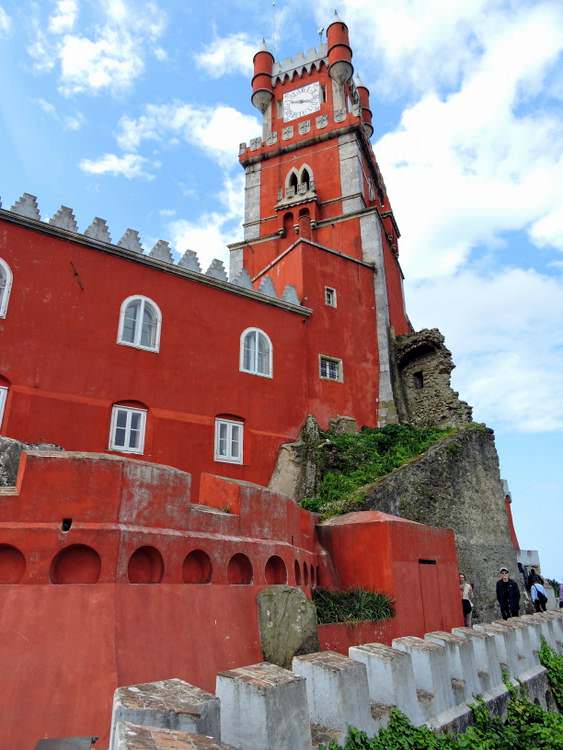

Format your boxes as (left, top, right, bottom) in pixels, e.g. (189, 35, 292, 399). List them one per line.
(0, 15, 463, 749)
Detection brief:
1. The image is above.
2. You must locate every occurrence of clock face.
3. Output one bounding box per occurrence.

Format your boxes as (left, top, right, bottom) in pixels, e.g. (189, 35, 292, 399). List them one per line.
(282, 83, 321, 122)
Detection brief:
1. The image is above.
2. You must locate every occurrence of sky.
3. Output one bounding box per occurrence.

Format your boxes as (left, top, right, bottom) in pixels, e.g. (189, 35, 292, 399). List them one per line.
(0, 0, 562, 577)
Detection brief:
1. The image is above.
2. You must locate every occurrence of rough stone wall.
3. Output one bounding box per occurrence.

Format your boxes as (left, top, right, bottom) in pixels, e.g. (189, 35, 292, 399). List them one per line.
(0, 436, 61, 486)
(268, 416, 321, 501)
(392, 328, 473, 429)
(343, 426, 518, 623)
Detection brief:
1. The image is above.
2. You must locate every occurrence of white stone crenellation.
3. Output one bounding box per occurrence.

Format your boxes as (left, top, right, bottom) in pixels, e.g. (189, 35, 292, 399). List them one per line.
(0, 192, 303, 308)
(109, 611, 563, 750)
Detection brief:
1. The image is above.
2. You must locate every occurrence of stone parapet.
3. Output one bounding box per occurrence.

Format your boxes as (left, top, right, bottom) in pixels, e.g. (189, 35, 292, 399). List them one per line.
(108, 613, 563, 749)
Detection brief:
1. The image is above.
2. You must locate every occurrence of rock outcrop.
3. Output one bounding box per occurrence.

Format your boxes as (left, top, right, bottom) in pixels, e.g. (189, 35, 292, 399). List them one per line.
(337, 425, 518, 622)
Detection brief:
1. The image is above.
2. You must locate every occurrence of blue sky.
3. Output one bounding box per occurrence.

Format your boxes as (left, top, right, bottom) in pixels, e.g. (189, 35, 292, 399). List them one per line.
(1, 0, 562, 577)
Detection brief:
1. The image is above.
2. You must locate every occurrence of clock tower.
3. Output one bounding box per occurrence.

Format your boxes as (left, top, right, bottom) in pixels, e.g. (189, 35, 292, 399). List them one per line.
(230, 13, 411, 427)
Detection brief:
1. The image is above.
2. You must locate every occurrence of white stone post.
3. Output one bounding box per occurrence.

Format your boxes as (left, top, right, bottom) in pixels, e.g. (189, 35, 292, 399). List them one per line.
(109, 679, 220, 750)
(452, 627, 504, 698)
(392, 636, 459, 725)
(292, 651, 374, 739)
(216, 662, 312, 750)
(349, 642, 424, 726)
(425, 631, 481, 703)
(474, 623, 519, 678)
(113, 722, 235, 750)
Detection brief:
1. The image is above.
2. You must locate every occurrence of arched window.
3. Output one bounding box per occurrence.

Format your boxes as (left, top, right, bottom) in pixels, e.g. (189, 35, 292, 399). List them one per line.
(288, 171, 298, 195)
(0, 376, 9, 431)
(301, 168, 311, 192)
(240, 328, 272, 377)
(0, 258, 13, 318)
(118, 295, 161, 352)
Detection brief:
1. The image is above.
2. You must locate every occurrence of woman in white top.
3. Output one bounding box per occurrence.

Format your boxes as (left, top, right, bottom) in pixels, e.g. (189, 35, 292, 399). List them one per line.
(459, 573, 474, 626)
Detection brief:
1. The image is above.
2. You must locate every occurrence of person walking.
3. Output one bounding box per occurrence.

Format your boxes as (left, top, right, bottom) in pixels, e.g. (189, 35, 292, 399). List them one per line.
(530, 574, 548, 612)
(459, 573, 474, 626)
(496, 566, 520, 619)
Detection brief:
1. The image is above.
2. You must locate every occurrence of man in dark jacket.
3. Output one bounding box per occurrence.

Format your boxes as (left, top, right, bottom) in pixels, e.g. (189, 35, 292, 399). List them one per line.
(496, 566, 520, 619)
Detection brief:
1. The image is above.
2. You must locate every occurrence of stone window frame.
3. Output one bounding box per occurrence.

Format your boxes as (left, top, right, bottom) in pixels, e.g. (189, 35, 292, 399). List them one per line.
(214, 418, 244, 465)
(240, 327, 273, 378)
(319, 355, 344, 382)
(0, 386, 7, 429)
(109, 404, 147, 455)
(117, 295, 162, 353)
(0, 257, 13, 319)
(324, 286, 337, 308)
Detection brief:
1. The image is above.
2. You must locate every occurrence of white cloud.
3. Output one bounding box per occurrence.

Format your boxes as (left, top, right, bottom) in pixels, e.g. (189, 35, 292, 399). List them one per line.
(36, 97, 84, 131)
(29, 0, 167, 95)
(167, 174, 245, 269)
(0, 5, 11, 35)
(117, 102, 260, 168)
(49, 0, 78, 34)
(195, 32, 256, 78)
(365, 3, 563, 279)
(79, 152, 158, 179)
(406, 267, 563, 432)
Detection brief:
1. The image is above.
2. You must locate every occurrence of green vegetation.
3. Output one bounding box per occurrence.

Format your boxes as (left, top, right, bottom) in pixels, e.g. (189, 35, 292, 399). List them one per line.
(547, 579, 560, 598)
(301, 424, 454, 518)
(319, 641, 563, 749)
(313, 588, 394, 625)
(540, 638, 563, 710)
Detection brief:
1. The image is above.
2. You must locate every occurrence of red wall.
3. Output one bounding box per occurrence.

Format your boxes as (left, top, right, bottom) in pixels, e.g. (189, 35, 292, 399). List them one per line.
(0, 451, 319, 749)
(317, 511, 463, 638)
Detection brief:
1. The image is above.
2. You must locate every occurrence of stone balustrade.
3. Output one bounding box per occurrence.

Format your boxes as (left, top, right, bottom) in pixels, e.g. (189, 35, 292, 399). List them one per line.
(109, 612, 562, 749)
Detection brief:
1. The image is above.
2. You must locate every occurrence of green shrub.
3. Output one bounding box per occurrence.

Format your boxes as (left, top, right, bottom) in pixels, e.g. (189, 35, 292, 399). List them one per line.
(313, 588, 394, 625)
(540, 638, 563, 710)
(301, 424, 454, 518)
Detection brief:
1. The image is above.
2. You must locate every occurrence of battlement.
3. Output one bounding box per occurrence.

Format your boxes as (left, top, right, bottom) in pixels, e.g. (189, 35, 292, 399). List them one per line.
(109, 612, 562, 748)
(271, 44, 328, 84)
(0, 449, 317, 585)
(0, 193, 307, 314)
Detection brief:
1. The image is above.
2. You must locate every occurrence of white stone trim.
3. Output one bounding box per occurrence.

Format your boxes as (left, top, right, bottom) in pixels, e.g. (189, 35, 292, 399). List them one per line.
(319, 354, 344, 382)
(240, 327, 273, 378)
(0, 386, 7, 429)
(324, 286, 337, 308)
(117, 295, 162, 353)
(0, 257, 13, 318)
(214, 418, 244, 465)
(109, 405, 147, 455)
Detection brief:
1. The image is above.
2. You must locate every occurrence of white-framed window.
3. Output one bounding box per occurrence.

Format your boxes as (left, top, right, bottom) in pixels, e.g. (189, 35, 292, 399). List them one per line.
(0, 258, 13, 318)
(240, 328, 273, 378)
(319, 355, 343, 382)
(109, 405, 147, 454)
(0, 387, 7, 429)
(117, 295, 162, 352)
(214, 418, 244, 464)
(324, 287, 337, 307)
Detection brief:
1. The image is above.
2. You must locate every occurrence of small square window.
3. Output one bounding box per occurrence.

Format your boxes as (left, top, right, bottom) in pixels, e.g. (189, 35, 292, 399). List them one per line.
(324, 287, 337, 307)
(215, 419, 244, 464)
(109, 406, 147, 454)
(319, 356, 343, 382)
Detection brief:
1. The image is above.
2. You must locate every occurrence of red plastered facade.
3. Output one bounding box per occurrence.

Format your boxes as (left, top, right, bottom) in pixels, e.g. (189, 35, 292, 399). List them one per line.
(0, 22, 467, 749)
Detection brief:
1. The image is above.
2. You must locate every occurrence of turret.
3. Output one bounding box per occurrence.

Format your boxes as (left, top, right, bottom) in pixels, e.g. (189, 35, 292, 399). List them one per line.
(356, 76, 374, 138)
(326, 11, 353, 84)
(251, 39, 274, 113)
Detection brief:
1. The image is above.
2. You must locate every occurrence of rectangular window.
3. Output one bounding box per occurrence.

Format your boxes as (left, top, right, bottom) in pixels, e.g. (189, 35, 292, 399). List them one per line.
(109, 406, 147, 454)
(215, 419, 243, 464)
(319, 356, 343, 382)
(324, 287, 337, 307)
(413, 371, 424, 389)
(0, 387, 7, 429)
